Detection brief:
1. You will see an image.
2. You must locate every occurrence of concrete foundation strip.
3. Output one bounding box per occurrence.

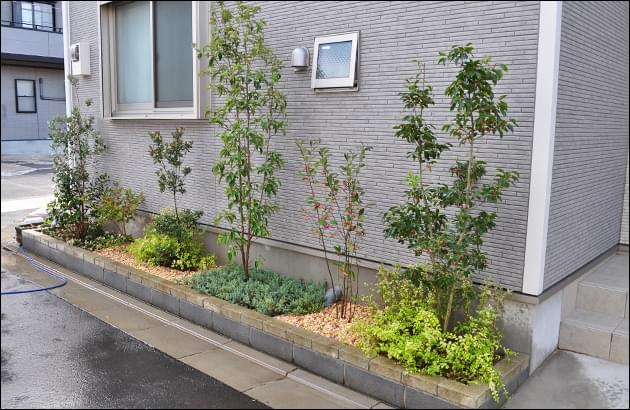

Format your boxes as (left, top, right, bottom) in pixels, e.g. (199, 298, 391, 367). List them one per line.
(5, 244, 371, 409)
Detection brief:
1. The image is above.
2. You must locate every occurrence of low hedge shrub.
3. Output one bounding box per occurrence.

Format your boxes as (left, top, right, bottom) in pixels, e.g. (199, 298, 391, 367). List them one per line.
(189, 265, 325, 316)
(129, 209, 216, 271)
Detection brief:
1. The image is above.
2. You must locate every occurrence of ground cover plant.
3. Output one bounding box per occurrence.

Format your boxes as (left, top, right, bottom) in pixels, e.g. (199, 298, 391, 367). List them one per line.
(189, 265, 325, 316)
(353, 44, 519, 402)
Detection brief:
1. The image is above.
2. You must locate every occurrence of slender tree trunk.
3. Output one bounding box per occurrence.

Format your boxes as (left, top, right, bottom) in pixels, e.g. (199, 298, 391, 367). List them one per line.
(443, 284, 455, 332)
(241, 243, 249, 281)
(173, 190, 179, 223)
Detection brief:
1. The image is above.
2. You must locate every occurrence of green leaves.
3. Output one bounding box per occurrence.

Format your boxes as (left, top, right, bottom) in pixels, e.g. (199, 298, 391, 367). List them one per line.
(199, 1, 287, 281)
(46, 80, 108, 241)
(148, 127, 193, 202)
(96, 181, 144, 236)
(384, 45, 520, 335)
(189, 264, 325, 316)
(297, 139, 372, 320)
(352, 267, 511, 402)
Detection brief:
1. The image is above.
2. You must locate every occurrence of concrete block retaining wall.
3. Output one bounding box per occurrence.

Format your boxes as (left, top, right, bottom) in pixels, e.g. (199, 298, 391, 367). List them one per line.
(22, 229, 529, 409)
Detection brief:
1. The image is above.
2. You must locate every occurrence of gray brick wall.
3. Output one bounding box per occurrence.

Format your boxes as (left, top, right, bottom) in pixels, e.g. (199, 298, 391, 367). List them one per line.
(544, 1, 629, 289)
(622, 160, 629, 245)
(69, 1, 540, 290)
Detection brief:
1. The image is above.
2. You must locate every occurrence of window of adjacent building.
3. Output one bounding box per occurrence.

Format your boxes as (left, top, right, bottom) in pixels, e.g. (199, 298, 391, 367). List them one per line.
(311, 33, 359, 89)
(5, 1, 57, 32)
(101, 0, 201, 118)
(15, 79, 37, 113)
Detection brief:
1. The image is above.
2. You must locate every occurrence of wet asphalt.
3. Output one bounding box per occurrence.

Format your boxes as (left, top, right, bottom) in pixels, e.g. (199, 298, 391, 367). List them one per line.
(1, 269, 268, 409)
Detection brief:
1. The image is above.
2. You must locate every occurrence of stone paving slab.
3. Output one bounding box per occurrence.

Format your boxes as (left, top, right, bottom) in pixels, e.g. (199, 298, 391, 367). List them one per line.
(90, 304, 165, 332)
(245, 377, 356, 409)
(129, 324, 216, 359)
(505, 350, 629, 409)
(181, 349, 285, 392)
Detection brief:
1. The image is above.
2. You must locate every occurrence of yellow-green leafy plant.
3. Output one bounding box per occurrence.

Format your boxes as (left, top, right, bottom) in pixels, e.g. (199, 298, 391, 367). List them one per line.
(352, 266, 513, 402)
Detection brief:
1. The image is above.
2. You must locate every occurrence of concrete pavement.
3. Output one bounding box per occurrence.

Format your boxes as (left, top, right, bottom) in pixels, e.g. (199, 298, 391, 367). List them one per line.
(505, 350, 629, 408)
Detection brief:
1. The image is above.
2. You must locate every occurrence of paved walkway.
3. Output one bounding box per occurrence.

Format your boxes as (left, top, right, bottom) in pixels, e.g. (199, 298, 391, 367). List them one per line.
(1, 246, 390, 409)
(505, 350, 629, 408)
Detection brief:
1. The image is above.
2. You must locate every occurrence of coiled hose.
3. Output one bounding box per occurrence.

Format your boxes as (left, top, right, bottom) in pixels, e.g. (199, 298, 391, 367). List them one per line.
(1, 246, 68, 295)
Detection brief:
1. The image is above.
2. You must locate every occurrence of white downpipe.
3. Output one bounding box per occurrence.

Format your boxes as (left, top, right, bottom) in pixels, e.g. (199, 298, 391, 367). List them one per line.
(62, 1, 72, 115)
(522, 1, 563, 296)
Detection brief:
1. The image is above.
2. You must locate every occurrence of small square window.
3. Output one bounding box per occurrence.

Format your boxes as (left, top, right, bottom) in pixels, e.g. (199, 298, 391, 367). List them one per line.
(311, 32, 359, 89)
(15, 79, 37, 113)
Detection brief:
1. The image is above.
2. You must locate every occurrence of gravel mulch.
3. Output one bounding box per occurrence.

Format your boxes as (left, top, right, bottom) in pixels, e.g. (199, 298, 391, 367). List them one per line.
(95, 245, 196, 283)
(97, 245, 374, 345)
(276, 302, 372, 345)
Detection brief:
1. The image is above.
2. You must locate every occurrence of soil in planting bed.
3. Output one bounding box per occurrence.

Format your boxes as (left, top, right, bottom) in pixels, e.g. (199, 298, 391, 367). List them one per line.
(276, 302, 371, 345)
(95, 245, 196, 283)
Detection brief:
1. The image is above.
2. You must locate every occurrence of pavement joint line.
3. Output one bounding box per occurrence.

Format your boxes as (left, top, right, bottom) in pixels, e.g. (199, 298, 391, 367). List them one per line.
(285, 371, 371, 409)
(5, 246, 371, 410)
(240, 377, 282, 394)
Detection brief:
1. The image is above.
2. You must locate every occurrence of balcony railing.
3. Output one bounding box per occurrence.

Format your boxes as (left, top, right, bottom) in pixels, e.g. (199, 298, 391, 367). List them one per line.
(1, 1, 62, 34)
(1, 19, 62, 34)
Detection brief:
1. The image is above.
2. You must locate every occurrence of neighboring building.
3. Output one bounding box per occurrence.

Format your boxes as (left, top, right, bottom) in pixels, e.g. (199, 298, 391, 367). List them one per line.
(1, 0, 65, 155)
(64, 1, 629, 374)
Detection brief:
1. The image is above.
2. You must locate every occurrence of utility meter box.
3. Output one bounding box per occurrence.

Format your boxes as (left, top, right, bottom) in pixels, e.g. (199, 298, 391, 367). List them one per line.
(70, 42, 90, 76)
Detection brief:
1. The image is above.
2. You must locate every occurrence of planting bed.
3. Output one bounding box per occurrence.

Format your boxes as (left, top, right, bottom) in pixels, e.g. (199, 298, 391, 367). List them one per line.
(22, 228, 530, 409)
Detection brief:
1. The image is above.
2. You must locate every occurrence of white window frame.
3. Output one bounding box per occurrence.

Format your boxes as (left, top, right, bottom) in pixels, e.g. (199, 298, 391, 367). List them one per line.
(98, 1, 209, 119)
(311, 32, 359, 89)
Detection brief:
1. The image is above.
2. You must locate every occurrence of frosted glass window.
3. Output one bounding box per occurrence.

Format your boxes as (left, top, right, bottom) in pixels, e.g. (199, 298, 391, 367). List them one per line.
(115, 1, 152, 104)
(155, 1, 193, 107)
(311, 33, 358, 89)
(316, 41, 352, 79)
(16, 79, 36, 113)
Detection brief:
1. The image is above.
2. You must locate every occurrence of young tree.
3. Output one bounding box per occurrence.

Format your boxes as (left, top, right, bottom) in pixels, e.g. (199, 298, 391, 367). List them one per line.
(47, 75, 108, 241)
(297, 140, 371, 320)
(96, 181, 145, 236)
(198, 1, 287, 281)
(148, 127, 193, 223)
(384, 44, 519, 331)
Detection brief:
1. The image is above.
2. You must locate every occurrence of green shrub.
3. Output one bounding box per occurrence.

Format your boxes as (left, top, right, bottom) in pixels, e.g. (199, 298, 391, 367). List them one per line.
(129, 208, 215, 271)
(47, 75, 107, 241)
(129, 233, 179, 267)
(150, 208, 203, 241)
(189, 265, 325, 316)
(352, 266, 511, 402)
(96, 181, 144, 236)
(83, 233, 133, 251)
(129, 231, 215, 271)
